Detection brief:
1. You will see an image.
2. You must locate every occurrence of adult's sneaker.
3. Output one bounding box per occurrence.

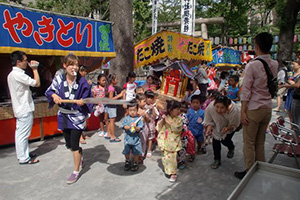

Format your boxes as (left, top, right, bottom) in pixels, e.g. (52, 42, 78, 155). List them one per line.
(67, 172, 79, 184)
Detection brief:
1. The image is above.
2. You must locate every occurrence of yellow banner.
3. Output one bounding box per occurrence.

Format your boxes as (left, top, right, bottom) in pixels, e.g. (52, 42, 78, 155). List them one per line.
(134, 30, 212, 68)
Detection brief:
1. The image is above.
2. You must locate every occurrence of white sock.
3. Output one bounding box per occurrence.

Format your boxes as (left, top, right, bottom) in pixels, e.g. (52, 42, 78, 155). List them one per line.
(73, 171, 79, 175)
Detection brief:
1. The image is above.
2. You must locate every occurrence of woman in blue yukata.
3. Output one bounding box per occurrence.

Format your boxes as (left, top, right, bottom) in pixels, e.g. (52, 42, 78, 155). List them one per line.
(45, 53, 93, 184)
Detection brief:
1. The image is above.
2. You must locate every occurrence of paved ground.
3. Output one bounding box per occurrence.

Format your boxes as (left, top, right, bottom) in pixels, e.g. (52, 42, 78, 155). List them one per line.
(0, 101, 299, 200)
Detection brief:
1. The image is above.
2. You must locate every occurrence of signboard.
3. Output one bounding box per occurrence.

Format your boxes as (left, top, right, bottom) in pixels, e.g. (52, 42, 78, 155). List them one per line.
(181, 0, 195, 35)
(152, 0, 158, 35)
(210, 47, 241, 67)
(134, 30, 212, 68)
(0, 3, 116, 58)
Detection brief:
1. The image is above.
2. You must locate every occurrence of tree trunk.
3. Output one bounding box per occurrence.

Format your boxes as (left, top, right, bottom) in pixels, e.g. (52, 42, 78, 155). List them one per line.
(109, 0, 134, 86)
(277, 0, 300, 67)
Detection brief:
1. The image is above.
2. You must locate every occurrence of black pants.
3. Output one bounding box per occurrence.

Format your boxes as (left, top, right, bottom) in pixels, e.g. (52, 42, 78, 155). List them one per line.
(198, 83, 208, 96)
(63, 129, 82, 152)
(212, 132, 235, 161)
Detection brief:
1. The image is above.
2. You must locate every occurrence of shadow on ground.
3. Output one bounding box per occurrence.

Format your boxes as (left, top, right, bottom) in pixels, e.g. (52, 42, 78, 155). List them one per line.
(80, 144, 110, 176)
(106, 162, 146, 176)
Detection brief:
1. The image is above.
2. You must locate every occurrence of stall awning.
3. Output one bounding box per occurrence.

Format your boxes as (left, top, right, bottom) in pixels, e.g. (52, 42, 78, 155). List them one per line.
(210, 47, 241, 68)
(134, 30, 212, 68)
(0, 3, 116, 58)
(150, 61, 196, 79)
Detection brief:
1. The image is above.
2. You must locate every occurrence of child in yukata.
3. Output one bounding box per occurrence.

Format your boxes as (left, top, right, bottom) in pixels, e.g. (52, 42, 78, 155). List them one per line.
(187, 95, 206, 154)
(136, 93, 149, 159)
(45, 53, 93, 184)
(144, 90, 159, 158)
(122, 103, 144, 172)
(178, 102, 196, 167)
(156, 100, 182, 183)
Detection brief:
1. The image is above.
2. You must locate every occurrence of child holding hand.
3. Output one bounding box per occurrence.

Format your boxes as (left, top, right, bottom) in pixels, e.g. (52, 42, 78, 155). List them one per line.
(156, 100, 182, 183)
(122, 103, 143, 172)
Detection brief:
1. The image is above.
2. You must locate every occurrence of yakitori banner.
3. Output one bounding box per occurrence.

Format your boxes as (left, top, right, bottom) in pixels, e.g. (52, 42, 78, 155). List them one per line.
(134, 30, 212, 68)
(211, 47, 241, 67)
(0, 3, 116, 57)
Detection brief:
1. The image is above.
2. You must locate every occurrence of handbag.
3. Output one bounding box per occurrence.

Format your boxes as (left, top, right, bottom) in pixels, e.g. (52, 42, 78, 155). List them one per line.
(256, 58, 278, 98)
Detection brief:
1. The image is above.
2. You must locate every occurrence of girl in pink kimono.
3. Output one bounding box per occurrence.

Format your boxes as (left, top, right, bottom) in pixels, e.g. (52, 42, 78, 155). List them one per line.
(156, 100, 182, 183)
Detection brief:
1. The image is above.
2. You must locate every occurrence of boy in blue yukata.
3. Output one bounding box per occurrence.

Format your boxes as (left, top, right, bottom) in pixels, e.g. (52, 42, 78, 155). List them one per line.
(122, 102, 144, 172)
(187, 95, 206, 154)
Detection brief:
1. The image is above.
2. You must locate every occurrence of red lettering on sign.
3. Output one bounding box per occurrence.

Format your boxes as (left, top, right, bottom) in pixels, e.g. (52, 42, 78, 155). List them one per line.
(75, 22, 92, 48)
(56, 19, 74, 47)
(33, 16, 55, 46)
(3, 9, 33, 43)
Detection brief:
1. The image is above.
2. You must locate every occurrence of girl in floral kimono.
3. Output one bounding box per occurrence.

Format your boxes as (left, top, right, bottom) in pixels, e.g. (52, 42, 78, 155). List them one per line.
(156, 100, 182, 183)
(45, 53, 93, 184)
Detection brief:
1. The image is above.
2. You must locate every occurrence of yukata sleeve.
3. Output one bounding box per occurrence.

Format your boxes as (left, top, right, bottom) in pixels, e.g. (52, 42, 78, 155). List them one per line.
(170, 117, 183, 133)
(73, 79, 93, 114)
(122, 116, 129, 129)
(156, 118, 164, 132)
(204, 103, 215, 127)
(45, 75, 62, 108)
(137, 118, 144, 130)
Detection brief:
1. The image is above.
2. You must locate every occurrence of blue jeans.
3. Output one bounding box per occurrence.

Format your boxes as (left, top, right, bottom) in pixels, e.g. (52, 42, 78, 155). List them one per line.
(15, 112, 33, 163)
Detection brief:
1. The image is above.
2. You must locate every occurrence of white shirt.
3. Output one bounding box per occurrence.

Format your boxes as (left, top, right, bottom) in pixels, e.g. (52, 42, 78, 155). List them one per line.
(7, 67, 37, 118)
(196, 67, 209, 84)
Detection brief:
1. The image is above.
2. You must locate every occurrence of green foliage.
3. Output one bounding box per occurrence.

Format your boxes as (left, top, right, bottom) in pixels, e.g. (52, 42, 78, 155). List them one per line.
(133, 0, 152, 43)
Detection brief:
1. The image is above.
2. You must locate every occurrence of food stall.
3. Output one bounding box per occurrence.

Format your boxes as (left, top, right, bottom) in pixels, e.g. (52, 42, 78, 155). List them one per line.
(134, 30, 212, 108)
(0, 3, 116, 146)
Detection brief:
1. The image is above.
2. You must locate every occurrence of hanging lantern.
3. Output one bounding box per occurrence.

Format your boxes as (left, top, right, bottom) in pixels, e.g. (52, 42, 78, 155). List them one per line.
(238, 38, 243, 44)
(229, 38, 233, 45)
(234, 46, 238, 50)
(214, 37, 220, 45)
(248, 37, 252, 44)
(274, 36, 279, 43)
(239, 46, 243, 51)
(243, 37, 247, 44)
(248, 45, 252, 51)
(234, 38, 238, 44)
(294, 35, 298, 43)
(243, 45, 247, 51)
(209, 37, 214, 44)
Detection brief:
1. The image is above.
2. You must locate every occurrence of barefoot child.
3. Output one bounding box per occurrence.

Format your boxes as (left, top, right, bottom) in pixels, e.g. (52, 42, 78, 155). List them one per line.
(156, 100, 182, 183)
(45, 53, 93, 184)
(92, 74, 107, 137)
(122, 103, 144, 172)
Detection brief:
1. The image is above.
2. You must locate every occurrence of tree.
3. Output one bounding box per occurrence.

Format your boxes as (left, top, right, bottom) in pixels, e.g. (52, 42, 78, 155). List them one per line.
(133, 0, 151, 43)
(109, 0, 134, 85)
(277, 0, 300, 66)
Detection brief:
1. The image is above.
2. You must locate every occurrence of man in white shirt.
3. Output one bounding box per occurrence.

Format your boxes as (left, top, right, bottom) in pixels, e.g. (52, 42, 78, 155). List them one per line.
(7, 51, 40, 164)
(195, 62, 209, 96)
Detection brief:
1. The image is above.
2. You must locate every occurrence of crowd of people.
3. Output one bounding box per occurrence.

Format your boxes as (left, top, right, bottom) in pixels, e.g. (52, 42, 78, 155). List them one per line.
(8, 32, 299, 185)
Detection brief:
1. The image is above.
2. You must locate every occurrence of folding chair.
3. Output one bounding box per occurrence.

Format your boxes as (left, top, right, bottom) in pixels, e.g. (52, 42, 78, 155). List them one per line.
(276, 116, 300, 144)
(268, 122, 300, 169)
